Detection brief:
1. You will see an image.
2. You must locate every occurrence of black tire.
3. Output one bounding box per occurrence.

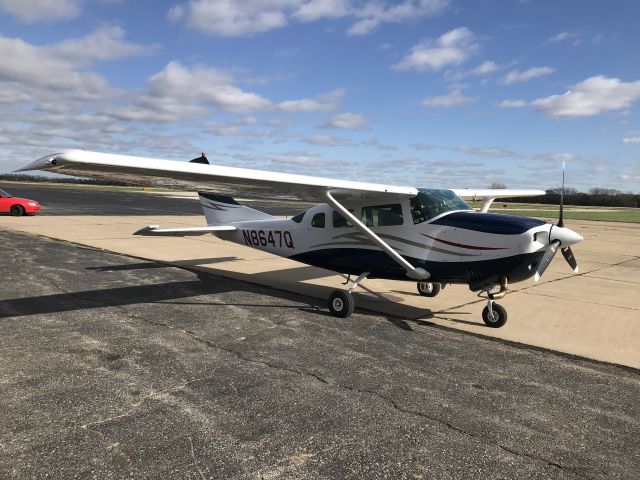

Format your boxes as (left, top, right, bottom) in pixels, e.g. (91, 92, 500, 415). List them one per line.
(10, 205, 24, 217)
(328, 290, 355, 318)
(417, 282, 441, 297)
(482, 303, 508, 328)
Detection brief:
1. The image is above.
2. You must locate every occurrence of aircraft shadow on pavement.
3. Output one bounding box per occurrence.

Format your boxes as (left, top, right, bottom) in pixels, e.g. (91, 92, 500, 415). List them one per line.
(0, 268, 430, 330)
(3, 253, 477, 332)
(85, 257, 240, 272)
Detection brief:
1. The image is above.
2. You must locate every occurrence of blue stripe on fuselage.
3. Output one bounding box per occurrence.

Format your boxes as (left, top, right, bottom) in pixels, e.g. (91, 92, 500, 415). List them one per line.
(430, 212, 545, 235)
(290, 248, 544, 285)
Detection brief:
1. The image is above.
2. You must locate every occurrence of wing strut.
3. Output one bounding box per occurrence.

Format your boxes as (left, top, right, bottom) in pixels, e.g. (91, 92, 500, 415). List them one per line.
(324, 190, 429, 280)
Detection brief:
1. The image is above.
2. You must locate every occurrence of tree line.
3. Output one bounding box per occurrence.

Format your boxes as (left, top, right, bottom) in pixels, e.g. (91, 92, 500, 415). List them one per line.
(488, 183, 639, 208)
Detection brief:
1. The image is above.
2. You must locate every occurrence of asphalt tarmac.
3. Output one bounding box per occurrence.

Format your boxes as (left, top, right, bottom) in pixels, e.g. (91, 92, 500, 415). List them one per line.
(2, 227, 640, 478)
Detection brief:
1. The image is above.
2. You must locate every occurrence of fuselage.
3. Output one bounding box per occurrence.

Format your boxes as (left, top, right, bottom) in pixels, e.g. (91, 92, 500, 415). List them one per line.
(210, 189, 579, 290)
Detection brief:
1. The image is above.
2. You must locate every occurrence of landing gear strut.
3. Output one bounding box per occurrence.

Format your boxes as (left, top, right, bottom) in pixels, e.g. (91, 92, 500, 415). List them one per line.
(478, 277, 509, 328)
(328, 272, 369, 318)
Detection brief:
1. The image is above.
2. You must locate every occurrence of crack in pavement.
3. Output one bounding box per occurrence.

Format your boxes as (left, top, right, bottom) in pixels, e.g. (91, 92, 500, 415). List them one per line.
(118, 305, 587, 477)
(31, 266, 595, 477)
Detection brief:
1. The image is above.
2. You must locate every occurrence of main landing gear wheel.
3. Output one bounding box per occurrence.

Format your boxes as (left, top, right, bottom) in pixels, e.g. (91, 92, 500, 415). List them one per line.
(482, 303, 508, 328)
(328, 290, 355, 318)
(10, 205, 24, 217)
(417, 281, 441, 297)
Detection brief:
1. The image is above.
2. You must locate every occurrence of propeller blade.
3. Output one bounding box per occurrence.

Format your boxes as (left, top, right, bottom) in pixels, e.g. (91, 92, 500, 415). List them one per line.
(534, 240, 560, 282)
(561, 246, 579, 273)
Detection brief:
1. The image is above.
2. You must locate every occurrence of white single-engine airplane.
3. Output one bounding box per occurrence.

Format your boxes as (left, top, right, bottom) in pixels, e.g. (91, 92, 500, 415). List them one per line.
(18, 150, 583, 327)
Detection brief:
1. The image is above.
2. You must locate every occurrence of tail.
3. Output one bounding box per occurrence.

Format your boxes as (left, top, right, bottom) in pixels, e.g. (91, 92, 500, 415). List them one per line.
(198, 192, 274, 226)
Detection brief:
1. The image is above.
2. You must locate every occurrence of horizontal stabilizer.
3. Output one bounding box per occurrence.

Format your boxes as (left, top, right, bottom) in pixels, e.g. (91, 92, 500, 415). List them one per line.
(134, 225, 236, 237)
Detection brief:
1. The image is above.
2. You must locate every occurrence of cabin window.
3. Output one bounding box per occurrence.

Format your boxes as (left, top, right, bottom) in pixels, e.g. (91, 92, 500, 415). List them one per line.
(362, 204, 403, 227)
(291, 211, 306, 223)
(311, 212, 325, 228)
(332, 210, 354, 228)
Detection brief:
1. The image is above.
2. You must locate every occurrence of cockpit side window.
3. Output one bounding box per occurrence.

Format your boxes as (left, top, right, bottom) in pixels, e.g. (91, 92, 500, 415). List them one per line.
(311, 212, 325, 228)
(411, 189, 472, 223)
(332, 210, 354, 228)
(362, 204, 403, 227)
(291, 211, 306, 223)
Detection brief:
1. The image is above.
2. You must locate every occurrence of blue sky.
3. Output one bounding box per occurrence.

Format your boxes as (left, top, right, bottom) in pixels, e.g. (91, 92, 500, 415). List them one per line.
(1, 0, 639, 192)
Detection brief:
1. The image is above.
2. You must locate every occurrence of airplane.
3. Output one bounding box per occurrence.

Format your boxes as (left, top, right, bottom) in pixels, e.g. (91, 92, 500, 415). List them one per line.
(18, 150, 583, 327)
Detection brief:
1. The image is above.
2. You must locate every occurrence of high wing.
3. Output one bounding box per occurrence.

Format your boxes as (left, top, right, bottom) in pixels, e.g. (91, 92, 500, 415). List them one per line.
(452, 188, 546, 212)
(452, 189, 546, 200)
(17, 150, 417, 203)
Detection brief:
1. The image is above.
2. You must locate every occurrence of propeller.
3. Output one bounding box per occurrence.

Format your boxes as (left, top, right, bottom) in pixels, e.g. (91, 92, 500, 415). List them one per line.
(534, 162, 582, 282)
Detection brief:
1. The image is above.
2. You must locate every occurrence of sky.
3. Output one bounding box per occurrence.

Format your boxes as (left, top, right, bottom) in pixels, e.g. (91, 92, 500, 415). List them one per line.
(0, 0, 639, 193)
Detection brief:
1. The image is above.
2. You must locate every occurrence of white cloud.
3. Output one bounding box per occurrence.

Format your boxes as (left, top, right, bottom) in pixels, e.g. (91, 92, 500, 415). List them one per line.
(303, 134, 351, 146)
(0, 27, 152, 100)
(623, 136, 640, 144)
(455, 145, 516, 158)
(500, 99, 527, 108)
(177, 0, 292, 37)
(47, 25, 157, 66)
(411, 143, 433, 150)
(276, 88, 344, 112)
(347, 0, 450, 36)
(106, 62, 343, 123)
(293, 0, 351, 22)
(549, 153, 576, 162)
(205, 117, 271, 137)
(545, 31, 581, 46)
(471, 60, 498, 75)
(393, 27, 479, 71)
(106, 62, 272, 122)
(321, 112, 367, 129)
(532, 76, 640, 117)
(362, 138, 396, 151)
(166, 4, 185, 22)
(169, 0, 450, 37)
(0, 0, 81, 23)
(421, 89, 475, 107)
(503, 66, 554, 84)
(272, 153, 325, 166)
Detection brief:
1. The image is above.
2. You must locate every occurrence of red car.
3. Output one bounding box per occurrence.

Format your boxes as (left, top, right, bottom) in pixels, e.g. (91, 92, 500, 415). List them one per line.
(0, 187, 40, 216)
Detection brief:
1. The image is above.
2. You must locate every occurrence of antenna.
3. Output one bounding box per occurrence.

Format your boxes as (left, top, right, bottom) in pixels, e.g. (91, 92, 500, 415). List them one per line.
(558, 161, 565, 228)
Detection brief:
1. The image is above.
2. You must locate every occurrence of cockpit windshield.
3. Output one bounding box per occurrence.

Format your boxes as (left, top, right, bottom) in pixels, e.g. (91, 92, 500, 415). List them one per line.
(410, 188, 472, 224)
(0, 188, 12, 198)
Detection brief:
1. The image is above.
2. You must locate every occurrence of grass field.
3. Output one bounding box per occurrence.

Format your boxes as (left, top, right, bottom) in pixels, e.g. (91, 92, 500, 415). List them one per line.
(480, 202, 640, 223)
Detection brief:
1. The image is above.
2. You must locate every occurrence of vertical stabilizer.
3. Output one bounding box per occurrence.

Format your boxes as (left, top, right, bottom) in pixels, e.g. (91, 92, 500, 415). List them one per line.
(198, 192, 274, 225)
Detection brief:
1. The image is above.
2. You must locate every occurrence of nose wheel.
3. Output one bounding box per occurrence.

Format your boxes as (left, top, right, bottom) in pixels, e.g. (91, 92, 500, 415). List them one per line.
(478, 278, 509, 328)
(482, 301, 508, 328)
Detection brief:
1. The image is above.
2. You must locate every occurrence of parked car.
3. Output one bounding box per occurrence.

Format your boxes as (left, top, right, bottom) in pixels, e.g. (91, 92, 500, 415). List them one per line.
(0, 188, 40, 216)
